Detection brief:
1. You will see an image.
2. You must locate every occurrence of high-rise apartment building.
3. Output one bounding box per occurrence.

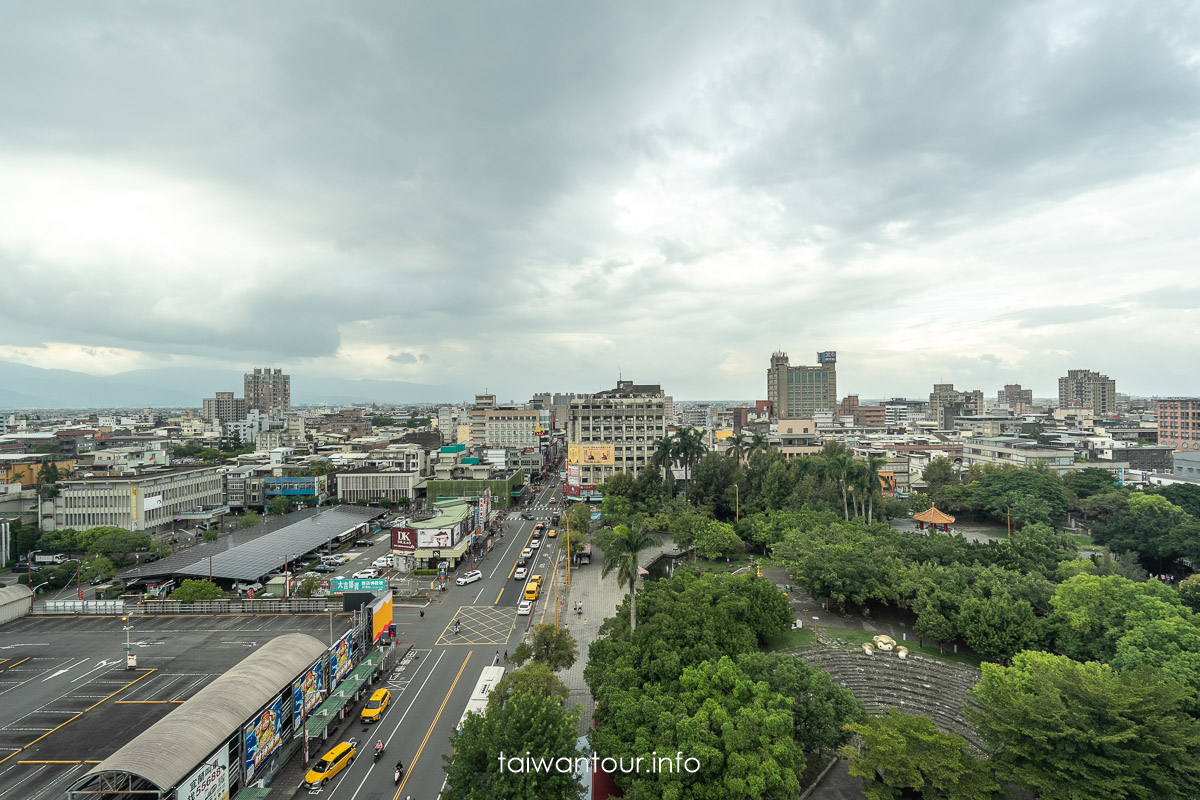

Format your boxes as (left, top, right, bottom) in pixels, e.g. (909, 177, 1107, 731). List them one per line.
(566, 380, 670, 496)
(767, 351, 838, 419)
(1058, 369, 1116, 414)
(1157, 398, 1200, 452)
(244, 368, 291, 414)
(996, 384, 1033, 409)
(930, 384, 984, 417)
(201, 391, 247, 424)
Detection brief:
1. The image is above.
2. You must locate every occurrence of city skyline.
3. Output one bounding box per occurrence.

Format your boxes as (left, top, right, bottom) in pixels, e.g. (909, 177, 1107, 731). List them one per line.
(3, 3, 1200, 401)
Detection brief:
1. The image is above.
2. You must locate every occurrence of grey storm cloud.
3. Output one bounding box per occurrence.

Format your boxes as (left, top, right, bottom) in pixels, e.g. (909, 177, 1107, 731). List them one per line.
(1, 1, 1199, 399)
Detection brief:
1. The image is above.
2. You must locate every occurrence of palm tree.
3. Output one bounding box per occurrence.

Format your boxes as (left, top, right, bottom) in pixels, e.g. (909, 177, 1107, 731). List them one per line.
(828, 454, 856, 520)
(724, 433, 747, 465)
(674, 428, 706, 495)
(600, 524, 657, 632)
(864, 456, 888, 524)
(748, 432, 769, 459)
(650, 436, 677, 496)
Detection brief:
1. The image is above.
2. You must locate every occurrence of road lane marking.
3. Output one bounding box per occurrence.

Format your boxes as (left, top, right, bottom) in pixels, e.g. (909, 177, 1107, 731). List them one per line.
(396, 650, 473, 798)
(343, 650, 449, 800)
(494, 587, 504, 605)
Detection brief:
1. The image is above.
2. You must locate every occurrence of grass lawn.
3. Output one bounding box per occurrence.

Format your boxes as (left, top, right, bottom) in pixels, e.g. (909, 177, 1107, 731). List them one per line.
(770, 624, 983, 668)
(687, 551, 761, 573)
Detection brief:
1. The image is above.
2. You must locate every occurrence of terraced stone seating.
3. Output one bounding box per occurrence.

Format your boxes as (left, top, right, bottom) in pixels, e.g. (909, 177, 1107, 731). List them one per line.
(798, 648, 984, 750)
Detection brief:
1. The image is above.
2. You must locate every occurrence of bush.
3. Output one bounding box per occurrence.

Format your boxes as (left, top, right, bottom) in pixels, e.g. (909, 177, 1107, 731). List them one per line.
(413, 568, 440, 575)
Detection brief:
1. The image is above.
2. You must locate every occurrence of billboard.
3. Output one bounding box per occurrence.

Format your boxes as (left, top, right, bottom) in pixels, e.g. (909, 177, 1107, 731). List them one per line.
(144, 494, 163, 511)
(481, 488, 492, 524)
(291, 661, 325, 734)
(330, 631, 354, 688)
(568, 444, 614, 465)
(394, 523, 465, 550)
(331, 578, 386, 593)
(566, 465, 580, 488)
(392, 527, 416, 553)
(176, 748, 229, 800)
(244, 695, 285, 782)
(371, 594, 394, 643)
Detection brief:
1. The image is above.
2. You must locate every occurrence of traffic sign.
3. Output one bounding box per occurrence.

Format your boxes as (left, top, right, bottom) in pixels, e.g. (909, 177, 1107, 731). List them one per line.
(330, 578, 387, 593)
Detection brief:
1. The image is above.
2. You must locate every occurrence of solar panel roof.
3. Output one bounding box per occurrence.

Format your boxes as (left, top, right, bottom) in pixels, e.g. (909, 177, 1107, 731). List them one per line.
(173, 506, 385, 581)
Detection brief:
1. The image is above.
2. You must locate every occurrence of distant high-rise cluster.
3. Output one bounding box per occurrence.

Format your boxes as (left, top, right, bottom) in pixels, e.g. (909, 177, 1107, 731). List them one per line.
(245, 367, 291, 414)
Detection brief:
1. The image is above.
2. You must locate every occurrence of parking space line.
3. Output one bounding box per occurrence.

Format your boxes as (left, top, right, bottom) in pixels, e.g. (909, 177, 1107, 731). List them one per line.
(0, 669, 157, 767)
(0, 658, 30, 674)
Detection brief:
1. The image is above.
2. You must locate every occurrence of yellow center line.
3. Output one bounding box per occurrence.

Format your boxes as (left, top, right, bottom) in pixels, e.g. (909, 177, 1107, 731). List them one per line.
(396, 650, 473, 799)
(494, 587, 505, 605)
(0, 669, 157, 767)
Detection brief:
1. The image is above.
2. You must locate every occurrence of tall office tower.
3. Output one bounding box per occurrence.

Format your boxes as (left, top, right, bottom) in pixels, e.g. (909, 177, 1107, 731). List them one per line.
(244, 368, 291, 414)
(766, 351, 837, 420)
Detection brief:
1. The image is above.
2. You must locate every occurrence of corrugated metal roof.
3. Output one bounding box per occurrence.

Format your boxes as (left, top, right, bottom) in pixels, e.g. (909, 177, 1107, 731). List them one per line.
(76, 633, 327, 793)
(173, 506, 383, 581)
(0, 584, 33, 606)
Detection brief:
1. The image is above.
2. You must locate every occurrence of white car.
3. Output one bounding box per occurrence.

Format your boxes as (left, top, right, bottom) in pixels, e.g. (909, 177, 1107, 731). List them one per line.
(456, 570, 483, 586)
(530, 538, 541, 549)
(372, 556, 393, 569)
(521, 548, 533, 559)
(517, 599, 533, 615)
(352, 569, 379, 579)
(514, 566, 528, 580)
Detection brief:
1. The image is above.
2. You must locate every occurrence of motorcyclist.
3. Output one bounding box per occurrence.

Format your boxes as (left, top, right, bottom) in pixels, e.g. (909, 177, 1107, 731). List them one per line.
(374, 739, 384, 757)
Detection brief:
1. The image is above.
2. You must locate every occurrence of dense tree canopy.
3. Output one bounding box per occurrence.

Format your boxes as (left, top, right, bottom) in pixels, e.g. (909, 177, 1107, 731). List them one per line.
(443, 690, 582, 800)
(510, 624, 578, 671)
(843, 709, 998, 800)
(970, 651, 1200, 800)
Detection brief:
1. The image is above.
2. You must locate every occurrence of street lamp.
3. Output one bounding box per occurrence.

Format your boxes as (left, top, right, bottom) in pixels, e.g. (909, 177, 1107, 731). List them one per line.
(27, 549, 41, 590)
(733, 484, 739, 524)
(122, 616, 135, 669)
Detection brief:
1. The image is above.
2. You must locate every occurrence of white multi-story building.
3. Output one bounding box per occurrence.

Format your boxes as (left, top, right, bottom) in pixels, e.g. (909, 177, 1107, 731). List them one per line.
(47, 466, 225, 532)
(336, 467, 421, 504)
(566, 380, 670, 496)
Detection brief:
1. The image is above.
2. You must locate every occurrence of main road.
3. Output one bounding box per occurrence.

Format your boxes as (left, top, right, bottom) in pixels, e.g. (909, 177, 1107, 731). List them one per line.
(309, 470, 570, 800)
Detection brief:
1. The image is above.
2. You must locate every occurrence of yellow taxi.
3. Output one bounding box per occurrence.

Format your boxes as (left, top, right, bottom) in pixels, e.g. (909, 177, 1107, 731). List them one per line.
(305, 741, 355, 788)
(547, 528, 558, 538)
(360, 688, 391, 723)
(525, 575, 543, 601)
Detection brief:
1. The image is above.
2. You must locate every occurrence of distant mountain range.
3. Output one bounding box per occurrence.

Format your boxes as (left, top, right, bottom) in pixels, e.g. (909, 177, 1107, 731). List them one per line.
(0, 361, 465, 410)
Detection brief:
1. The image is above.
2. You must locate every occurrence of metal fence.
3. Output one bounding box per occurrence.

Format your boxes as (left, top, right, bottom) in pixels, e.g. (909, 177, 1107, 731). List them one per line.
(127, 598, 343, 615)
(40, 600, 125, 615)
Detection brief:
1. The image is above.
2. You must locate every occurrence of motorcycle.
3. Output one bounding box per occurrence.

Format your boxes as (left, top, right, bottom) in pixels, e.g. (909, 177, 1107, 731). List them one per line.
(394, 763, 404, 784)
(374, 743, 384, 761)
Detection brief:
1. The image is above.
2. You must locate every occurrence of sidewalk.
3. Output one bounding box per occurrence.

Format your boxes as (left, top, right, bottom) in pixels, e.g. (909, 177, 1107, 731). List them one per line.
(552, 533, 680, 735)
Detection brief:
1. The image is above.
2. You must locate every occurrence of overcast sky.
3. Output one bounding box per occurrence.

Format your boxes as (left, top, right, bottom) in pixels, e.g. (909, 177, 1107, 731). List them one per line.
(2, 1, 1199, 402)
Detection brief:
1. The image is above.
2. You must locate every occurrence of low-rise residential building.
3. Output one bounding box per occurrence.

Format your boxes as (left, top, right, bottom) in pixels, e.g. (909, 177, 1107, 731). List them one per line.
(774, 419, 822, 459)
(337, 467, 422, 504)
(961, 436, 1075, 472)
